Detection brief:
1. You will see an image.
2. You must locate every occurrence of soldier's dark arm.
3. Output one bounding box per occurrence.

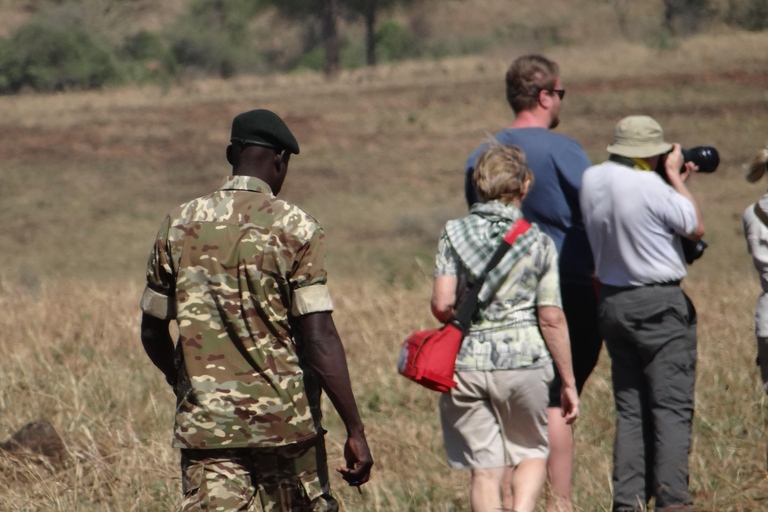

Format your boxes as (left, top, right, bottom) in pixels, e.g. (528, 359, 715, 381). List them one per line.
(140, 313, 176, 384)
(299, 311, 373, 485)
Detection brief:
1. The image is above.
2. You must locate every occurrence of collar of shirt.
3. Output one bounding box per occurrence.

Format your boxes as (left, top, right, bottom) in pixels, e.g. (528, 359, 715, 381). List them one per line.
(609, 154, 652, 172)
(219, 175, 274, 196)
(629, 157, 652, 171)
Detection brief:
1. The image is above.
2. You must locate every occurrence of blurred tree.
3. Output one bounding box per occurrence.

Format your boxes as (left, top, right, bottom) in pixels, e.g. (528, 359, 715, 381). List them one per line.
(0, 21, 121, 93)
(185, 0, 266, 45)
(342, 0, 421, 66)
(168, 0, 267, 78)
(373, 19, 421, 62)
(268, 0, 341, 75)
(662, 0, 711, 34)
(726, 0, 768, 31)
(611, 0, 630, 37)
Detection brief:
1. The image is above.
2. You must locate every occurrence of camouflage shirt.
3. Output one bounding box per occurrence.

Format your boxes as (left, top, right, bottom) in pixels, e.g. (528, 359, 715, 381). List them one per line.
(141, 175, 334, 449)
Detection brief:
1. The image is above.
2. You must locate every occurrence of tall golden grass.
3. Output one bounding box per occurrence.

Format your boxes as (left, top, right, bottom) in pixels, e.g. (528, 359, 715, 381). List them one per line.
(2, 27, 768, 511)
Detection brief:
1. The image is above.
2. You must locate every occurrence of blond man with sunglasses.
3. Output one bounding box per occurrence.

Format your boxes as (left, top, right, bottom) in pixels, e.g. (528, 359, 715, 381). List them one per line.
(464, 55, 598, 512)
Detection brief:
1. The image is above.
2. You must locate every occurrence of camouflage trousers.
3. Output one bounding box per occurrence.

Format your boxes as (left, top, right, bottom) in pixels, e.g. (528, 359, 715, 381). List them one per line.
(179, 435, 338, 512)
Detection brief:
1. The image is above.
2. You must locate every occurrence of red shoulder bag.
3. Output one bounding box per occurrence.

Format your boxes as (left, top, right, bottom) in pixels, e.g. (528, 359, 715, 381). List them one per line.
(398, 219, 531, 392)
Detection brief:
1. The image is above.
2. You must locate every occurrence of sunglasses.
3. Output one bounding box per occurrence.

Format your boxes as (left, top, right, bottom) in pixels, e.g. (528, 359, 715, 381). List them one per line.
(545, 89, 566, 100)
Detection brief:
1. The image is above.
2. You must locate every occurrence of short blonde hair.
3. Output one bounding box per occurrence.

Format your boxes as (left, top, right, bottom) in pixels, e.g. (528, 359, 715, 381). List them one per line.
(473, 141, 533, 203)
(745, 144, 768, 183)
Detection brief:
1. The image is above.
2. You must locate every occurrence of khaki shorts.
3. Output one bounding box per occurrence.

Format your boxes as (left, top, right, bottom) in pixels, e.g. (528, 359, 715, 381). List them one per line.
(439, 365, 554, 469)
(179, 436, 338, 512)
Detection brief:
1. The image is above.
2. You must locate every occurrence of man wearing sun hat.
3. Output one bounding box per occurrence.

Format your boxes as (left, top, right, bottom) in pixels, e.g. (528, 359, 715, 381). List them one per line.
(140, 109, 372, 511)
(580, 115, 704, 512)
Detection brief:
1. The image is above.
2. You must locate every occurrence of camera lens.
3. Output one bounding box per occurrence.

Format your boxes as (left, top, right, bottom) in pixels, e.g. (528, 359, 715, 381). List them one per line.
(682, 146, 719, 173)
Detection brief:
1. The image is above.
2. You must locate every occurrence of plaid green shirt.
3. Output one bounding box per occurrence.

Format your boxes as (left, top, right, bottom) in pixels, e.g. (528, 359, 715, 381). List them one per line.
(445, 201, 539, 303)
(435, 202, 562, 371)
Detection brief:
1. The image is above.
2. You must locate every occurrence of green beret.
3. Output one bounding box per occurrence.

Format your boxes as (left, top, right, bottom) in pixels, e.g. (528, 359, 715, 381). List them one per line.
(230, 109, 300, 155)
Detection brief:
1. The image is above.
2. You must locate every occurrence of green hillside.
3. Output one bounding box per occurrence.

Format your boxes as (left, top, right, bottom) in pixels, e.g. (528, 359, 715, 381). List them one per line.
(0, 0, 765, 93)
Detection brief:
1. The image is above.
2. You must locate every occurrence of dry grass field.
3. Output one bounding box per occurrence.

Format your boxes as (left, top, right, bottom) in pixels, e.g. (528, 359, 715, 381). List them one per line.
(2, 24, 768, 511)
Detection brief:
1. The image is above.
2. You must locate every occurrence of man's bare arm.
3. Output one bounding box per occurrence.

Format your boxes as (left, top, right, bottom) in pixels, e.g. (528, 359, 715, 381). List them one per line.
(538, 305, 579, 424)
(298, 312, 373, 485)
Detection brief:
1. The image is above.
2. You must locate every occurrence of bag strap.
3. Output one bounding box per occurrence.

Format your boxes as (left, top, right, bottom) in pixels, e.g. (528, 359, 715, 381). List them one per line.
(451, 218, 531, 330)
(755, 201, 768, 228)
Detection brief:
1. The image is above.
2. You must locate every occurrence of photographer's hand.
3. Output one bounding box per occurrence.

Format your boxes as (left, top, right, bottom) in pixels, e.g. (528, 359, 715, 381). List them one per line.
(664, 143, 700, 182)
(664, 144, 685, 181)
(665, 143, 705, 240)
(680, 161, 699, 181)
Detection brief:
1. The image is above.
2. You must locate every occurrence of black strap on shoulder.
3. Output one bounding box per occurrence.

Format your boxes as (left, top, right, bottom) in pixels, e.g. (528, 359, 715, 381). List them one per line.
(755, 202, 768, 228)
(608, 154, 639, 169)
(451, 219, 530, 331)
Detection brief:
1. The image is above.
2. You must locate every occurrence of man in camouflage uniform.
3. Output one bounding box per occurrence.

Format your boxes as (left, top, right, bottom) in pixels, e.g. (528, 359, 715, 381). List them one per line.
(140, 109, 373, 511)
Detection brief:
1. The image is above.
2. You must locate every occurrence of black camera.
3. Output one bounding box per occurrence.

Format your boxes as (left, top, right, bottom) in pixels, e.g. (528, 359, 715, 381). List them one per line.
(681, 146, 719, 173)
(656, 145, 720, 179)
(681, 238, 707, 264)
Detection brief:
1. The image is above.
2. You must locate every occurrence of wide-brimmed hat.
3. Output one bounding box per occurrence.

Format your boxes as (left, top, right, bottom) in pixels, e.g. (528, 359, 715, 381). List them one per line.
(606, 115, 673, 158)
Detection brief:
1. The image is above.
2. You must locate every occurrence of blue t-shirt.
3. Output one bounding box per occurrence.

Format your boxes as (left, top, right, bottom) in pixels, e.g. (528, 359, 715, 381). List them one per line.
(465, 127, 593, 285)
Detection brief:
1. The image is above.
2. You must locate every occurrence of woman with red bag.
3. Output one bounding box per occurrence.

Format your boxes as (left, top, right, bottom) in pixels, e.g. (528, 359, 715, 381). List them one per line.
(431, 142, 579, 512)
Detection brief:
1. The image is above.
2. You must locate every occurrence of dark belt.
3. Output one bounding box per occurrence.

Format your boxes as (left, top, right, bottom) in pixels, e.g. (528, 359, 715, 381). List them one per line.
(182, 447, 242, 461)
(600, 280, 681, 293)
(181, 433, 321, 463)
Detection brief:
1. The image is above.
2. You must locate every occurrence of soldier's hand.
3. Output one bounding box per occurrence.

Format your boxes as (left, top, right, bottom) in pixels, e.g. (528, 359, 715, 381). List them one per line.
(336, 433, 373, 487)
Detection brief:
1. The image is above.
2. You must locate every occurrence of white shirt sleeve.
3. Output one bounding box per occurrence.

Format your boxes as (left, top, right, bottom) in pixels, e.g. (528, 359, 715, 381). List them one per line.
(655, 184, 699, 236)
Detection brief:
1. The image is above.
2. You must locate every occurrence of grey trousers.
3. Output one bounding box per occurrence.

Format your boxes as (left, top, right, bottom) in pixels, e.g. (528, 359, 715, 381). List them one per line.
(598, 284, 697, 512)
